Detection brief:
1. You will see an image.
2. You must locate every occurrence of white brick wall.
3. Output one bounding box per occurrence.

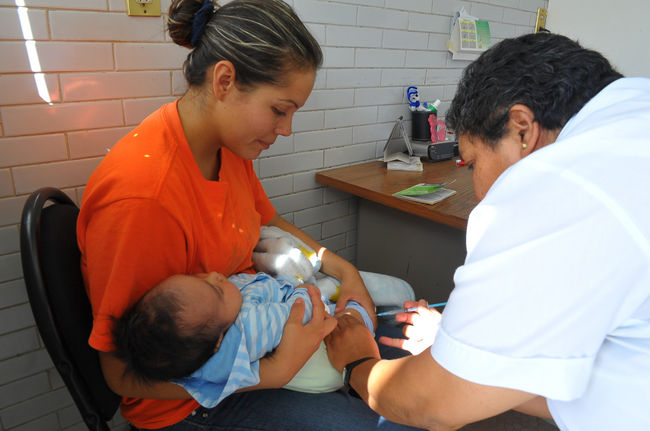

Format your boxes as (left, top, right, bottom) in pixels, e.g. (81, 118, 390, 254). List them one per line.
(0, 0, 547, 429)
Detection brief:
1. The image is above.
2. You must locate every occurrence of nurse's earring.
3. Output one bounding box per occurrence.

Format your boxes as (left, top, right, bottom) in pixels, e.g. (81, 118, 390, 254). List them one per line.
(522, 143, 528, 149)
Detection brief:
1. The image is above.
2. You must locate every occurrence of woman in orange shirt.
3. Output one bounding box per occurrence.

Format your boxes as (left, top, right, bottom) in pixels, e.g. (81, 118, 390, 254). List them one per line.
(78, 1, 418, 430)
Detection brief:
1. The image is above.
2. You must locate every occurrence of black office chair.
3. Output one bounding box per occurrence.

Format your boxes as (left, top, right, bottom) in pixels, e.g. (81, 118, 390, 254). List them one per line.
(20, 187, 122, 431)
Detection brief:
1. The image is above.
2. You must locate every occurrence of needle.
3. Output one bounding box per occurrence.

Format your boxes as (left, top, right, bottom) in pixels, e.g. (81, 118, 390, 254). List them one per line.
(376, 302, 447, 317)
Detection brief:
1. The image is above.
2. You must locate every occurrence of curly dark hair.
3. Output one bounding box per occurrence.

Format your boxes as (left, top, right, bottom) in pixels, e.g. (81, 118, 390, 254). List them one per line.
(446, 32, 623, 147)
(112, 281, 225, 384)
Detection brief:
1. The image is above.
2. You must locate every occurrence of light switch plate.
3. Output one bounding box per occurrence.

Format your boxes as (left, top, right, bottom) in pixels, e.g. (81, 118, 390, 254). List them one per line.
(126, 0, 161, 16)
(535, 8, 547, 33)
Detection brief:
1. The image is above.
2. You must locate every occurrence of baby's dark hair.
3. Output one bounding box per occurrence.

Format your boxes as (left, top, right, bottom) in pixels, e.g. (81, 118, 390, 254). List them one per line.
(112, 278, 224, 384)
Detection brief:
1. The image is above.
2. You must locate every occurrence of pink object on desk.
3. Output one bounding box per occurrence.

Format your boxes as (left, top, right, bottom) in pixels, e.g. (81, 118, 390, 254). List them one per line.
(428, 113, 447, 143)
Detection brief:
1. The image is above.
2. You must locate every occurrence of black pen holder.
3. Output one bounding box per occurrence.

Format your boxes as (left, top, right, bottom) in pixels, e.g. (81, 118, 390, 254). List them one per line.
(411, 111, 432, 142)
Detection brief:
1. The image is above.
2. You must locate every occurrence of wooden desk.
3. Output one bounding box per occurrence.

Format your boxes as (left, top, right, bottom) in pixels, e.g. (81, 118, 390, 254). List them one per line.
(316, 159, 478, 301)
(316, 159, 476, 230)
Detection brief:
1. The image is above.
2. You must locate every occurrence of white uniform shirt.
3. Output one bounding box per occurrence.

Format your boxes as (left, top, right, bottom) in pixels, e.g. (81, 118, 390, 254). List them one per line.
(431, 77, 650, 430)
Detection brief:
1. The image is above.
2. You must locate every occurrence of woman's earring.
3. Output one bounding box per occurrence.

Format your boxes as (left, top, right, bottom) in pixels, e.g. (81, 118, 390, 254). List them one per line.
(522, 143, 528, 149)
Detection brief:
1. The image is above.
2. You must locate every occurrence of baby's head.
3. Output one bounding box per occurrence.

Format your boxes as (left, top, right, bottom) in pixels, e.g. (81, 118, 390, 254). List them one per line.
(113, 272, 243, 383)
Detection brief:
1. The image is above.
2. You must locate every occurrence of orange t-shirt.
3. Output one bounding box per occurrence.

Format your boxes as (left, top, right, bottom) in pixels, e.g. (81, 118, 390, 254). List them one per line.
(77, 101, 276, 429)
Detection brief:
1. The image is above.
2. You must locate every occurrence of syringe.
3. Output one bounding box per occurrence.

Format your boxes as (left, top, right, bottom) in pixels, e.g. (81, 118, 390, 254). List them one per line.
(376, 302, 447, 317)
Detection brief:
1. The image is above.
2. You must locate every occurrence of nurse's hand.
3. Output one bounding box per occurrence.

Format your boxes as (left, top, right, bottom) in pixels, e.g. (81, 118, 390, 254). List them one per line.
(334, 267, 377, 329)
(325, 312, 380, 373)
(378, 300, 442, 355)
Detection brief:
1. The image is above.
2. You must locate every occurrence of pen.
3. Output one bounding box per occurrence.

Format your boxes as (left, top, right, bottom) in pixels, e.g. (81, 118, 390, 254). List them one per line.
(376, 302, 447, 317)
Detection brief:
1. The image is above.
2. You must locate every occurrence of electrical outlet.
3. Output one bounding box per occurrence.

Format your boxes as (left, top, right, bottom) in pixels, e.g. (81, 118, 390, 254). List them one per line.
(534, 8, 547, 33)
(126, 0, 161, 16)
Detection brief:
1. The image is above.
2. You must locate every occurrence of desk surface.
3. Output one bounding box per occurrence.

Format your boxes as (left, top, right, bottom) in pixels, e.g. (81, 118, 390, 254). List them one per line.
(315, 159, 477, 231)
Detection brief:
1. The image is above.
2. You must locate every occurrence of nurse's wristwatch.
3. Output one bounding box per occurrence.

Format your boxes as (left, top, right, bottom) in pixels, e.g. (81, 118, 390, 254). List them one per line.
(342, 357, 376, 398)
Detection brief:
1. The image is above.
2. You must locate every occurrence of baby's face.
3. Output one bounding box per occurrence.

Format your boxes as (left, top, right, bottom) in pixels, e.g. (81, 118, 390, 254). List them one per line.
(175, 272, 243, 331)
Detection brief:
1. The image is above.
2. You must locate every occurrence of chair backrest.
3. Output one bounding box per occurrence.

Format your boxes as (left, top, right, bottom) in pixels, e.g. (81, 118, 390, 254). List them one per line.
(20, 187, 121, 431)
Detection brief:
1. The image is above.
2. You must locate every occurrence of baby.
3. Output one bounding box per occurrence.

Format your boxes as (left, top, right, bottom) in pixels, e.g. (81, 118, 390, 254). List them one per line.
(112, 271, 374, 407)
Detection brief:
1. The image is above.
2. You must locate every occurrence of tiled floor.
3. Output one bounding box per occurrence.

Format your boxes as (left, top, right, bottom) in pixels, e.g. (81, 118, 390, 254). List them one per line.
(460, 411, 558, 430)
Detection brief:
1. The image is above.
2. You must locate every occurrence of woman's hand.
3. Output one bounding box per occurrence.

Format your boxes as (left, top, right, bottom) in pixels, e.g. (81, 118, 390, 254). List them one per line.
(255, 284, 337, 388)
(325, 312, 380, 373)
(333, 267, 377, 328)
(378, 300, 442, 355)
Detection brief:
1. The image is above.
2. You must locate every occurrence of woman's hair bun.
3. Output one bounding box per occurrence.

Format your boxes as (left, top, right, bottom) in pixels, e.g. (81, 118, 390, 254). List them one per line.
(168, 0, 217, 49)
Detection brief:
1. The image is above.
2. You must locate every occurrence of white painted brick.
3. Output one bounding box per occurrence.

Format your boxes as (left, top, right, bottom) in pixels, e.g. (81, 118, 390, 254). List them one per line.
(123, 96, 176, 125)
(67, 127, 132, 158)
(292, 0, 356, 25)
(305, 23, 325, 45)
(492, 0, 520, 7)
(108, 0, 126, 11)
(313, 69, 327, 90)
(433, 0, 471, 15)
(324, 142, 376, 167)
(0, 7, 48, 40)
(405, 50, 447, 68)
(294, 200, 348, 227)
(1, 100, 123, 136)
(355, 86, 403, 106)
(0, 0, 106, 9)
(50, 11, 165, 41)
(489, 21, 517, 39)
(0, 225, 19, 254)
(0, 279, 27, 309)
(339, 0, 383, 6)
(115, 43, 188, 71)
(503, 8, 533, 26)
(324, 187, 355, 204)
(295, 128, 352, 152)
(0, 134, 67, 168)
(322, 214, 357, 237)
(0, 327, 39, 361)
(326, 25, 382, 48)
(321, 47, 355, 68)
(0, 350, 53, 386)
(355, 48, 405, 68)
(378, 103, 411, 122)
(346, 230, 358, 247)
(8, 41, 114, 73)
(0, 302, 34, 334)
(172, 70, 188, 96)
(5, 412, 61, 431)
(260, 175, 293, 198)
(385, 0, 433, 13)
(0, 42, 34, 73)
(518, 0, 547, 13)
(382, 29, 429, 49)
(408, 12, 450, 32)
(293, 170, 320, 192)
(320, 233, 347, 253)
(324, 106, 377, 128)
(0, 373, 50, 409)
(0, 195, 28, 226)
(381, 68, 426, 86)
(353, 121, 393, 144)
(259, 151, 323, 177)
(358, 6, 408, 29)
(260, 135, 293, 158)
(0, 74, 61, 105)
(303, 89, 354, 111)
(12, 158, 102, 195)
(425, 67, 462, 85)
(338, 245, 356, 263)
(292, 111, 324, 133)
(470, 3, 504, 21)
(1, 387, 73, 429)
(270, 189, 323, 214)
(428, 33, 449, 50)
(0, 169, 13, 197)
(299, 223, 321, 242)
(62, 71, 170, 102)
(57, 404, 84, 429)
(326, 69, 381, 89)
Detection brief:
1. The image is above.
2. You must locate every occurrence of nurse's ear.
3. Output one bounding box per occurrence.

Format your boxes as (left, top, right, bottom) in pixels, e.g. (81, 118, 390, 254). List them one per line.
(507, 104, 539, 155)
(211, 60, 237, 101)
